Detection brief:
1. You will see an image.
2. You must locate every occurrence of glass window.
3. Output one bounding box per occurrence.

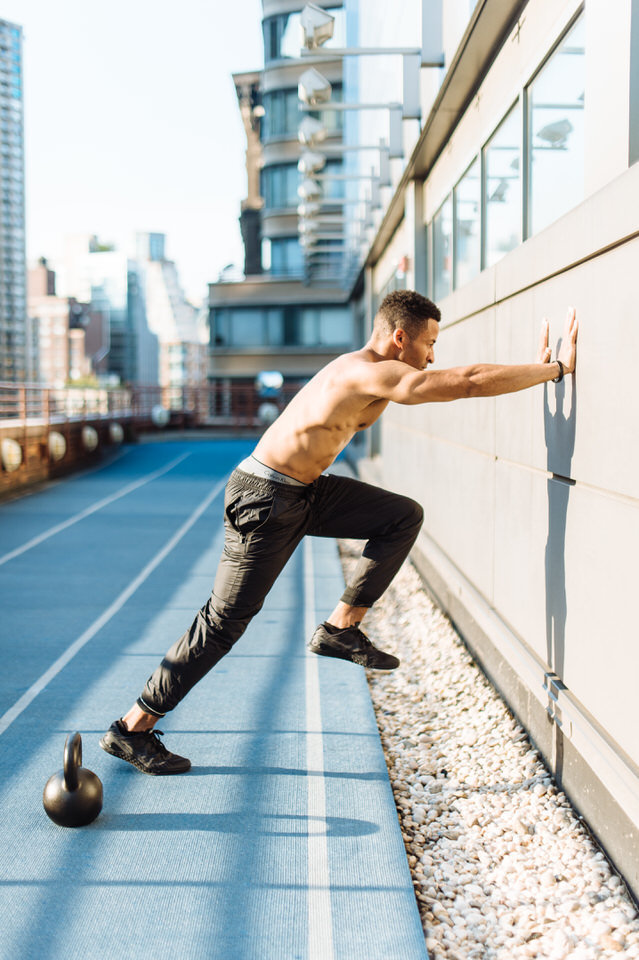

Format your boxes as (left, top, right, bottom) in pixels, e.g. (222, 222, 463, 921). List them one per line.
(263, 84, 343, 140)
(322, 158, 345, 201)
(266, 309, 284, 345)
(212, 309, 230, 345)
(527, 15, 585, 236)
(484, 100, 521, 268)
(270, 237, 304, 277)
(232, 310, 264, 346)
(299, 309, 318, 345)
(261, 163, 299, 210)
(453, 157, 480, 288)
(433, 194, 453, 301)
(318, 308, 352, 345)
(262, 89, 296, 139)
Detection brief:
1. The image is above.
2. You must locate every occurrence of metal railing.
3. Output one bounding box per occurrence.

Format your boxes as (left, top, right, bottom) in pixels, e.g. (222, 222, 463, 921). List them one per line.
(0, 378, 306, 431)
(0, 378, 307, 496)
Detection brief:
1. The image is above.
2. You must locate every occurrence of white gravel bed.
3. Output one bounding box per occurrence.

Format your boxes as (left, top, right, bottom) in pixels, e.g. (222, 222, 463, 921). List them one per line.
(337, 541, 639, 960)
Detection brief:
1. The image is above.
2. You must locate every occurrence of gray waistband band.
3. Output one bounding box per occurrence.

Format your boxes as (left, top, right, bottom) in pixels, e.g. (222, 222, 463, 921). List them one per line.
(237, 455, 308, 487)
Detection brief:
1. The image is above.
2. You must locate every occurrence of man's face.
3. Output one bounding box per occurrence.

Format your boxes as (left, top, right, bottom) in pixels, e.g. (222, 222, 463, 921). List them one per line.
(395, 319, 439, 370)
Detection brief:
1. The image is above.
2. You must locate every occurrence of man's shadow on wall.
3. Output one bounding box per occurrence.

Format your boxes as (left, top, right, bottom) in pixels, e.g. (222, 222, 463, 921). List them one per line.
(543, 353, 577, 785)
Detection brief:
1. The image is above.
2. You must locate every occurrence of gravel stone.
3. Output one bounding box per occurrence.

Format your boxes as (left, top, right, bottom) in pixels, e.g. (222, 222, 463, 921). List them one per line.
(337, 542, 639, 960)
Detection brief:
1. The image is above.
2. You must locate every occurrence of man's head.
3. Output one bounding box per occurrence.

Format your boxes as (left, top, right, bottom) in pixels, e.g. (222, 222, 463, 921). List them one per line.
(373, 290, 440, 370)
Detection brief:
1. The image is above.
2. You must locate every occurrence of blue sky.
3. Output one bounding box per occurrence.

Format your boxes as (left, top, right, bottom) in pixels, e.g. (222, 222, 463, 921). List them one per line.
(1, 0, 264, 304)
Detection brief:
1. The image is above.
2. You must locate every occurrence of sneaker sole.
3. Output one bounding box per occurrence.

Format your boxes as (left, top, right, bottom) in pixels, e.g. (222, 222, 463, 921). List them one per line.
(308, 642, 399, 671)
(99, 736, 191, 776)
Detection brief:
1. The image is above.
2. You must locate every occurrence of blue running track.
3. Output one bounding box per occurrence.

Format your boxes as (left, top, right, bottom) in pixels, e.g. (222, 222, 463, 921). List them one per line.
(0, 440, 429, 960)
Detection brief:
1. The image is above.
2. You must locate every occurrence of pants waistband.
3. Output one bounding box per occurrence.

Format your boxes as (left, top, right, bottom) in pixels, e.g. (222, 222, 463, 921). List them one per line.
(231, 467, 317, 500)
(237, 455, 309, 487)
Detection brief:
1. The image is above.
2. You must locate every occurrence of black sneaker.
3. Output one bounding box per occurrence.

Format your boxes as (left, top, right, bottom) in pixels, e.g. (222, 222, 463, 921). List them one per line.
(99, 720, 191, 775)
(308, 622, 400, 670)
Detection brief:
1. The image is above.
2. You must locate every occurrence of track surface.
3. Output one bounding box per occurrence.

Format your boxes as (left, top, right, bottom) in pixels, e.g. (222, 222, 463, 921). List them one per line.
(0, 440, 428, 960)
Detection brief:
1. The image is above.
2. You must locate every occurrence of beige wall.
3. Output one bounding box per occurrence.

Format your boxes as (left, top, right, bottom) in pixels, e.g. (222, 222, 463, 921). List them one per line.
(357, 0, 639, 889)
(368, 160, 639, 886)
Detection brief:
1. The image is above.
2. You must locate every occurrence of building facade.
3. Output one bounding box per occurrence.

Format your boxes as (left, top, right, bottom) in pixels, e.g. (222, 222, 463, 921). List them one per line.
(26, 259, 94, 385)
(0, 18, 26, 382)
(137, 232, 208, 397)
(293, 0, 639, 894)
(58, 234, 159, 386)
(208, 1, 361, 390)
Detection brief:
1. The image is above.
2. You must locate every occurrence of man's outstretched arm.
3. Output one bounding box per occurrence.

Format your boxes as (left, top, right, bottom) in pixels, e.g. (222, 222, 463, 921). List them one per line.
(370, 309, 578, 405)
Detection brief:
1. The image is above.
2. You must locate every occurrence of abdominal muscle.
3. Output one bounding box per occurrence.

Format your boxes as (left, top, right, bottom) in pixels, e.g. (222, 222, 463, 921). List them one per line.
(253, 355, 388, 484)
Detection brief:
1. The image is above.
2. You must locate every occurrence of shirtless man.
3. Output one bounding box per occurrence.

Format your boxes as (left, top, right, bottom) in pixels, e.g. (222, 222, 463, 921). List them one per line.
(100, 290, 578, 775)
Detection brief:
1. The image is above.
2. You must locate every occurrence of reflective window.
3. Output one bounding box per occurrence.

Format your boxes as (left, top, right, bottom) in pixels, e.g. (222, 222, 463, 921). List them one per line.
(231, 310, 264, 346)
(266, 309, 283, 344)
(263, 85, 342, 140)
(262, 88, 300, 140)
(433, 194, 452, 301)
(527, 15, 585, 236)
(318, 308, 352, 345)
(212, 305, 351, 347)
(453, 157, 480, 288)
(261, 163, 299, 210)
(484, 100, 521, 268)
(270, 237, 304, 277)
(321, 158, 345, 201)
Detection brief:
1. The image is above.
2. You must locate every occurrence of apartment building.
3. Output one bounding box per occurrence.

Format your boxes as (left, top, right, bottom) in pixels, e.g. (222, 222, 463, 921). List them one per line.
(0, 18, 26, 381)
(208, 2, 359, 389)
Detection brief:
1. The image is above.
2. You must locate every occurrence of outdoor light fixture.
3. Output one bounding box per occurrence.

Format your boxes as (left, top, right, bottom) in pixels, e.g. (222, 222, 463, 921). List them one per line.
(297, 201, 321, 217)
(297, 150, 327, 175)
(298, 116, 327, 147)
(298, 2, 445, 121)
(300, 3, 335, 50)
(297, 178, 322, 201)
(298, 67, 332, 106)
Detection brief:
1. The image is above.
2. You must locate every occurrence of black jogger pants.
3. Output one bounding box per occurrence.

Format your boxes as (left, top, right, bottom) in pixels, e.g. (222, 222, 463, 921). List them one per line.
(137, 467, 423, 716)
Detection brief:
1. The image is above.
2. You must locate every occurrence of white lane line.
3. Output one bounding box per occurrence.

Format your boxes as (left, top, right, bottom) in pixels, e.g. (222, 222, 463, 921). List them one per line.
(0, 452, 190, 567)
(304, 538, 335, 960)
(0, 474, 227, 737)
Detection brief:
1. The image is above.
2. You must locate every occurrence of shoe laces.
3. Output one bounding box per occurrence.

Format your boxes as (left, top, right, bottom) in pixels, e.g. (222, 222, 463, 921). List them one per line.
(348, 626, 372, 649)
(141, 729, 169, 756)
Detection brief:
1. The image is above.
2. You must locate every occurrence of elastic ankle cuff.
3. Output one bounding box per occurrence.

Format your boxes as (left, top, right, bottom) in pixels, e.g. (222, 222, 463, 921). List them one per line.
(136, 697, 166, 719)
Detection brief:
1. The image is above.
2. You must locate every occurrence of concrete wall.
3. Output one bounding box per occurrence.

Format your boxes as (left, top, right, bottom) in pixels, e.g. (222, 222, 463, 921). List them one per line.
(364, 160, 639, 892)
(357, 0, 639, 894)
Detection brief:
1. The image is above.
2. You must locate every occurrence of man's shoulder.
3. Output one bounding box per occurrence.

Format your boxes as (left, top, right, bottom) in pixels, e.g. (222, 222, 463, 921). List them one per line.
(330, 350, 414, 400)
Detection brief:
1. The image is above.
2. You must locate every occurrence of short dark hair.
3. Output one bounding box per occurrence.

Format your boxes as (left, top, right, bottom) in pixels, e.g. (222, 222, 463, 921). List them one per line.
(375, 290, 441, 338)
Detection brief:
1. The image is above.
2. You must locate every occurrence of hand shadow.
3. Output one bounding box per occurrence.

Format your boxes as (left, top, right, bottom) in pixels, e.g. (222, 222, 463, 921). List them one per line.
(543, 343, 577, 781)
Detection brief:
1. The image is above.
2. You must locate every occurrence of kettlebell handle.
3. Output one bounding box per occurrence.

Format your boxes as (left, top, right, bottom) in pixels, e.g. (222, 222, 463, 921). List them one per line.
(63, 732, 82, 792)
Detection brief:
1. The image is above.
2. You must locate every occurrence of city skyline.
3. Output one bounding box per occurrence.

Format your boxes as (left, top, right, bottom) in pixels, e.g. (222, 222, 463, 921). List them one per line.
(0, 0, 264, 306)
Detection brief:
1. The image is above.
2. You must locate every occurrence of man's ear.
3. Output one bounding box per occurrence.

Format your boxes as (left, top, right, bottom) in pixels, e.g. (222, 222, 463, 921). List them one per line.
(392, 328, 405, 349)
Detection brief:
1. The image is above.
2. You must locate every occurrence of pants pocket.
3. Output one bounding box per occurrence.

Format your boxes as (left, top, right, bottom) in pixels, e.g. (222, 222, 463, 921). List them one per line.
(226, 491, 275, 538)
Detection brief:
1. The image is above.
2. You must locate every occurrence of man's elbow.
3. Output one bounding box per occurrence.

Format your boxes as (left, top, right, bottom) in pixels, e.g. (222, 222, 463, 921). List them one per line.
(458, 369, 479, 399)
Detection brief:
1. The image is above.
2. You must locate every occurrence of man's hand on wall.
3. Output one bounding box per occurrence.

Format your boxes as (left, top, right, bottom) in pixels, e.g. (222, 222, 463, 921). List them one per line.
(557, 308, 578, 374)
(537, 308, 578, 374)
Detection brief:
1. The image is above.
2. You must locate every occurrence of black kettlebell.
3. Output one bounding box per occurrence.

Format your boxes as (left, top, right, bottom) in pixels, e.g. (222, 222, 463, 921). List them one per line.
(43, 732, 103, 827)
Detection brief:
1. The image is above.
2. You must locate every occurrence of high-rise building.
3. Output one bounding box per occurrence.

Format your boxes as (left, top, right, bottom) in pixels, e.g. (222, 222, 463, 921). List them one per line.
(208, 2, 358, 387)
(136, 231, 208, 395)
(58, 234, 159, 385)
(0, 18, 26, 382)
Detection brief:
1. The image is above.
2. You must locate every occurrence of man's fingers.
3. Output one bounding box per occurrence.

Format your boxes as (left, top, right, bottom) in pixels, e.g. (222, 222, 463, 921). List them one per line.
(537, 318, 550, 362)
